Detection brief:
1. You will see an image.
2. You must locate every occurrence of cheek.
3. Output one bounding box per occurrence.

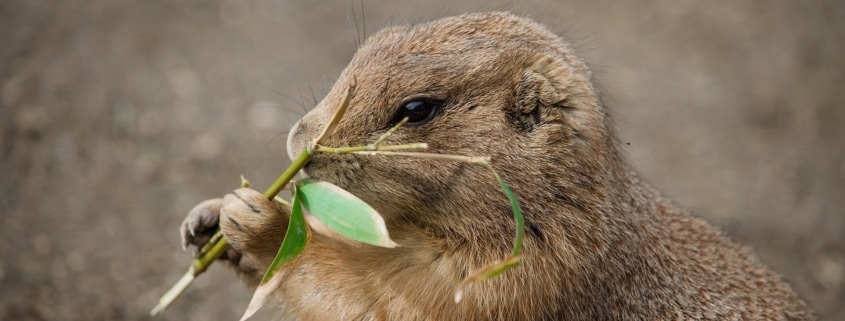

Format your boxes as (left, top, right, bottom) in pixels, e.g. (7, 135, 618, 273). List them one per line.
(427, 117, 509, 153)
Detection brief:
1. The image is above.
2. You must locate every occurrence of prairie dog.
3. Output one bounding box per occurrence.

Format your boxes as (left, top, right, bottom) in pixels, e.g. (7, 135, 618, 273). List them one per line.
(180, 12, 814, 320)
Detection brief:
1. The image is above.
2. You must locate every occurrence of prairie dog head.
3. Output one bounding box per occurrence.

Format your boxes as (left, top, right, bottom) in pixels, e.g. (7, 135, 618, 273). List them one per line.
(287, 12, 621, 245)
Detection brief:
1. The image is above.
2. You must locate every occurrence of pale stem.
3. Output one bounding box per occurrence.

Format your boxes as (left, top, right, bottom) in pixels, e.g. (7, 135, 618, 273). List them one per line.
(370, 117, 409, 148)
(352, 151, 491, 165)
(315, 143, 427, 154)
(311, 78, 357, 150)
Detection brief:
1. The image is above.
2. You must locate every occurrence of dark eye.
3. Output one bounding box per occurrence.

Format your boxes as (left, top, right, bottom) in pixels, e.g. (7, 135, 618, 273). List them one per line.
(398, 99, 440, 125)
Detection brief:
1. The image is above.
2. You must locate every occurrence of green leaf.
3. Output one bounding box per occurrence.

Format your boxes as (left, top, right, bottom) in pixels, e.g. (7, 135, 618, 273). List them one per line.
(296, 178, 398, 248)
(240, 190, 311, 321)
(261, 191, 311, 283)
(454, 256, 521, 303)
(453, 169, 525, 303)
(493, 173, 524, 257)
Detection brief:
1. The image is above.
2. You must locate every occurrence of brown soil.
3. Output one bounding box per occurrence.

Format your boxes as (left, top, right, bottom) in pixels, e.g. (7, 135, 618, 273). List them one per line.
(1, 1, 842, 320)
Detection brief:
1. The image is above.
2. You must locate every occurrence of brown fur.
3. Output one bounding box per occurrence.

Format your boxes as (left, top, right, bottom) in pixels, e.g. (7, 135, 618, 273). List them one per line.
(181, 12, 814, 320)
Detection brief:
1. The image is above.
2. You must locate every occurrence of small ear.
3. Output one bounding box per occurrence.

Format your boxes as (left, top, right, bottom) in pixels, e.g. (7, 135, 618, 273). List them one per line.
(514, 56, 570, 131)
(514, 54, 599, 141)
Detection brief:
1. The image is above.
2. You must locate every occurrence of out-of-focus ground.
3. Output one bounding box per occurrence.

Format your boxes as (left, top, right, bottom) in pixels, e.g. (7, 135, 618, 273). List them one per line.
(1, 1, 842, 320)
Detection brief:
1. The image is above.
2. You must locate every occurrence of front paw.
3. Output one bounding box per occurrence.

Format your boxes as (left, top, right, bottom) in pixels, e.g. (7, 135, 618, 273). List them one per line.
(179, 198, 245, 267)
(180, 198, 223, 251)
(219, 188, 289, 276)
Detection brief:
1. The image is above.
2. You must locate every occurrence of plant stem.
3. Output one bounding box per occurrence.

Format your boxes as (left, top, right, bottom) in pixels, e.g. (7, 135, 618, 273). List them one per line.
(352, 151, 490, 164)
(312, 78, 356, 150)
(265, 150, 313, 199)
(371, 117, 409, 148)
(151, 81, 358, 316)
(315, 143, 427, 154)
(150, 150, 314, 316)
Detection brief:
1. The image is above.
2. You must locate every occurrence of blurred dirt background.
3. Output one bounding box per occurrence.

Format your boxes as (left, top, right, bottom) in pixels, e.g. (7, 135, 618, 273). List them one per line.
(1, 0, 843, 320)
